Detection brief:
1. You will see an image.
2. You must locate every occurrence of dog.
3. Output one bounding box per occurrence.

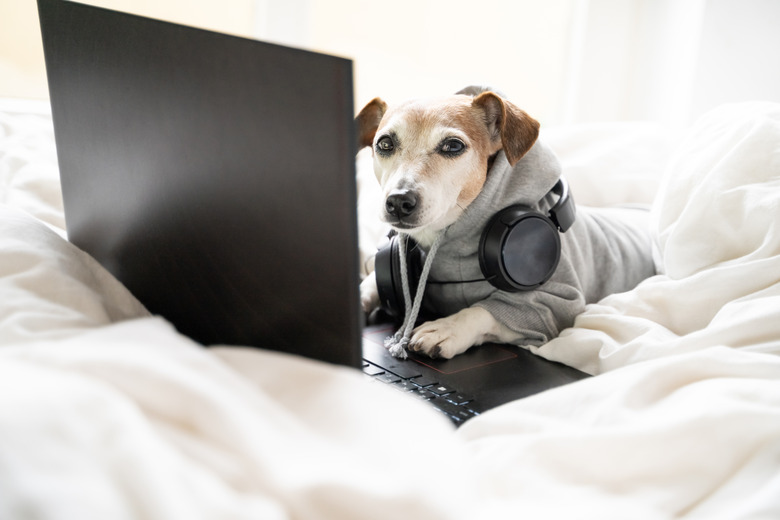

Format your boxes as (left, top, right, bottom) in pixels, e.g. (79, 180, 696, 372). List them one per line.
(356, 87, 656, 359)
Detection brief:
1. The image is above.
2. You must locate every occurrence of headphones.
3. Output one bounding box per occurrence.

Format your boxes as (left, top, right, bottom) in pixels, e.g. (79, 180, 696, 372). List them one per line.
(375, 178, 576, 319)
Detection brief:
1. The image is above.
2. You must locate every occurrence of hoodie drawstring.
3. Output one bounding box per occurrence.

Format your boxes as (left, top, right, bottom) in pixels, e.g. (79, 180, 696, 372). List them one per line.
(384, 230, 446, 359)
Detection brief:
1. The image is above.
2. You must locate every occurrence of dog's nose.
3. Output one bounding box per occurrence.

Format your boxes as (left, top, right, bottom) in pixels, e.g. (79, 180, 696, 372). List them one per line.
(385, 189, 418, 218)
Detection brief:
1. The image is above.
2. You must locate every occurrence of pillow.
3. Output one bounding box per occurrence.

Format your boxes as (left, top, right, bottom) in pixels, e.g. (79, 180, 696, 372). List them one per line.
(0, 205, 149, 344)
(652, 102, 780, 278)
(0, 99, 65, 233)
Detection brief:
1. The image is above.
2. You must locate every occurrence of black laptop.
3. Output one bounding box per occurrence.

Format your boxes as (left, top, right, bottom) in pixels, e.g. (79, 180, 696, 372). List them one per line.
(38, 0, 588, 426)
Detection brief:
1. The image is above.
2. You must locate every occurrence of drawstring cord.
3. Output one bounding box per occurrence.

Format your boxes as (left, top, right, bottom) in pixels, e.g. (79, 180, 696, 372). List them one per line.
(384, 230, 446, 359)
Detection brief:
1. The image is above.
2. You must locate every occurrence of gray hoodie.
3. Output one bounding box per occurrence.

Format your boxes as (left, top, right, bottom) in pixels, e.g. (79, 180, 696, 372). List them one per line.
(421, 141, 656, 346)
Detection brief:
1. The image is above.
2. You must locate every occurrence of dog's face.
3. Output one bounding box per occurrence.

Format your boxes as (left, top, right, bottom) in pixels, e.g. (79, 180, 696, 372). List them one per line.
(356, 92, 540, 242)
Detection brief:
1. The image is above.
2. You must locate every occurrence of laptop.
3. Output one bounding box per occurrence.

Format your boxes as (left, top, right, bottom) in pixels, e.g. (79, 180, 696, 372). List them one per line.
(38, 0, 588, 426)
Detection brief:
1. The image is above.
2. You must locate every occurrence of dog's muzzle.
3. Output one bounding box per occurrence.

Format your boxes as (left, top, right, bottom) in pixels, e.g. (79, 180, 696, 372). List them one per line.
(384, 189, 420, 227)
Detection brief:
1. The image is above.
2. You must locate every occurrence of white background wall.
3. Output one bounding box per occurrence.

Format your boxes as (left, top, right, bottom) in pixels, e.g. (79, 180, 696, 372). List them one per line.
(566, 0, 780, 127)
(2, 0, 779, 128)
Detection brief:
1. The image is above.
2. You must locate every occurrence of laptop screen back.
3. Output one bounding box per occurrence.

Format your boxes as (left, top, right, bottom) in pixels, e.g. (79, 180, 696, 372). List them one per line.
(38, 0, 362, 367)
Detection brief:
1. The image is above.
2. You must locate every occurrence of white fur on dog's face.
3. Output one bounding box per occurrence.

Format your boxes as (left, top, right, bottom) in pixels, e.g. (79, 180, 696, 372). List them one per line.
(370, 95, 498, 244)
(356, 91, 540, 247)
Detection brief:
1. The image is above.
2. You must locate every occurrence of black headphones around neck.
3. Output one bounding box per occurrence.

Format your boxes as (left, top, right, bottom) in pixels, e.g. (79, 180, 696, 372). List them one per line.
(374, 178, 576, 319)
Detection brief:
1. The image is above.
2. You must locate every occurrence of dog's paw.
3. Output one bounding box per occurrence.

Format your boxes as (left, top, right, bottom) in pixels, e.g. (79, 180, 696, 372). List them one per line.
(409, 314, 477, 359)
(409, 307, 516, 359)
(359, 272, 380, 314)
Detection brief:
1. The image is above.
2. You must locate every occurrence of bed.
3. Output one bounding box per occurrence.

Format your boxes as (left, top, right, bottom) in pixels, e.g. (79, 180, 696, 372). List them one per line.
(2, 96, 779, 519)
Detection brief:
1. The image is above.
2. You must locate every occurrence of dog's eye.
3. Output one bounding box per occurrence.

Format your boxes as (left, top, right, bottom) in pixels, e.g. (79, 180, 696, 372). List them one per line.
(376, 136, 395, 155)
(439, 138, 466, 156)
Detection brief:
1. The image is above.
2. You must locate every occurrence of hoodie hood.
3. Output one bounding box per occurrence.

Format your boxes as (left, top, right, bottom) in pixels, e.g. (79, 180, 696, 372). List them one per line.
(420, 141, 564, 319)
(450, 141, 563, 241)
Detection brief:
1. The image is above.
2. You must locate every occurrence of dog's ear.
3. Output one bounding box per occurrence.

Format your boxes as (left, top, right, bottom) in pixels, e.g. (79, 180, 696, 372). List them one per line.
(472, 92, 540, 166)
(355, 98, 388, 150)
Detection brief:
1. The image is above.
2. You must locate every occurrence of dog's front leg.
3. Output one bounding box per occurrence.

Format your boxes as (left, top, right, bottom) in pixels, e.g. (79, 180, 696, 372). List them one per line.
(409, 307, 520, 359)
(359, 271, 380, 314)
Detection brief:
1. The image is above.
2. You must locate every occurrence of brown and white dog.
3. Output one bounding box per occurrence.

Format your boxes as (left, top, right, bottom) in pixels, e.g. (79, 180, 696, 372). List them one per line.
(356, 88, 655, 359)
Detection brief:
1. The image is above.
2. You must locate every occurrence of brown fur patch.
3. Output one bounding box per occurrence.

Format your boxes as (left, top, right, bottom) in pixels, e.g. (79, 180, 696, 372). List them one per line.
(355, 98, 387, 149)
(472, 92, 540, 166)
(457, 170, 486, 205)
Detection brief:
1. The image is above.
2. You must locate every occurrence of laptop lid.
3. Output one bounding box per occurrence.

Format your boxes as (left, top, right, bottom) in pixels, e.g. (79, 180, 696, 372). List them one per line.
(38, 0, 362, 367)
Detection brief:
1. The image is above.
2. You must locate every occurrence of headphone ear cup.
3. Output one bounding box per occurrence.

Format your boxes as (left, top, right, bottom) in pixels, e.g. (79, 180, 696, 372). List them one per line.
(479, 207, 562, 292)
(375, 235, 422, 319)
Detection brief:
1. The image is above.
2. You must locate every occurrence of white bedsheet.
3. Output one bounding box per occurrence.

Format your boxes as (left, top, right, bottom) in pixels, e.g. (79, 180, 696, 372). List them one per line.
(1, 98, 779, 519)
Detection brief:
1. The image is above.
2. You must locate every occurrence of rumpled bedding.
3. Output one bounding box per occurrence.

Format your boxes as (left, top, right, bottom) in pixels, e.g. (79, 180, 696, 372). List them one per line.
(2, 97, 779, 519)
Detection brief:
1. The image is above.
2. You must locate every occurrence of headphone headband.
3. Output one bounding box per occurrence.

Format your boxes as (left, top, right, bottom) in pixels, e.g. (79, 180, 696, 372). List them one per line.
(548, 178, 576, 232)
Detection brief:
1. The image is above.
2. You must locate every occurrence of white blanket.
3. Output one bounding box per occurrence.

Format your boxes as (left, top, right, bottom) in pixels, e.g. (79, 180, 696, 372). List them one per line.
(1, 98, 779, 519)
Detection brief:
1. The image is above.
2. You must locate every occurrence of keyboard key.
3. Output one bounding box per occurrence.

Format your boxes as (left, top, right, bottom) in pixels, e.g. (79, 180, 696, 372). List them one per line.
(429, 384, 454, 396)
(431, 398, 463, 417)
(375, 372, 401, 384)
(411, 387, 437, 400)
(446, 394, 473, 406)
(410, 376, 437, 388)
(363, 364, 385, 376)
(454, 408, 477, 421)
(393, 380, 417, 392)
(383, 363, 423, 380)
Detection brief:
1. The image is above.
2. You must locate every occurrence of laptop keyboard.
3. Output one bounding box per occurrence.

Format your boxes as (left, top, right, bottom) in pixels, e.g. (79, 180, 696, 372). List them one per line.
(363, 360, 480, 425)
